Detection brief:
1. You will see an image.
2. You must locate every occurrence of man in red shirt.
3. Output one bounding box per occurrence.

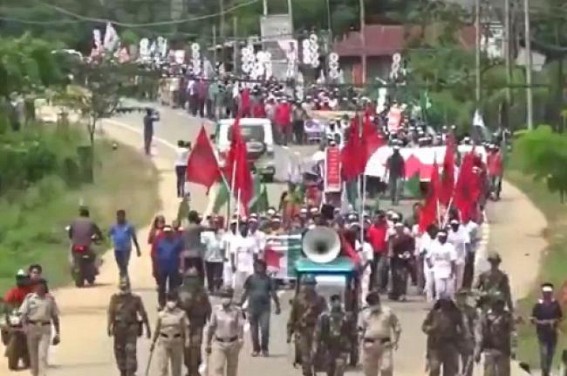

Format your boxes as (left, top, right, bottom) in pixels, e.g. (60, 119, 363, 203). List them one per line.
(487, 145, 503, 200)
(274, 99, 292, 145)
(367, 211, 389, 292)
(4, 270, 32, 308)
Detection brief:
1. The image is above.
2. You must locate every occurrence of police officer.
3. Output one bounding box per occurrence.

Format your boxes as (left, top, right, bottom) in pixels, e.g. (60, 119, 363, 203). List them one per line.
(178, 268, 212, 376)
(151, 291, 190, 376)
(312, 294, 353, 376)
(474, 292, 516, 376)
(475, 252, 513, 312)
(455, 289, 478, 376)
(287, 274, 327, 376)
(359, 291, 401, 376)
(205, 286, 244, 376)
(19, 278, 60, 376)
(422, 294, 464, 376)
(107, 279, 151, 376)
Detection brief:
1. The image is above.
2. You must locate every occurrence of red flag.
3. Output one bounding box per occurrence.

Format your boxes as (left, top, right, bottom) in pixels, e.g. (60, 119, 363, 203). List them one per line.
(339, 233, 361, 265)
(223, 116, 253, 213)
(361, 114, 385, 171)
(186, 125, 221, 190)
(440, 136, 456, 205)
(341, 116, 364, 181)
(419, 159, 440, 233)
(453, 150, 476, 222)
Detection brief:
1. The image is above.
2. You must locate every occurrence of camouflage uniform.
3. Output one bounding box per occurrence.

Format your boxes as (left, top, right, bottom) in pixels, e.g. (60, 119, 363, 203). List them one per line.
(475, 294, 516, 376)
(178, 269, 212, 376)
(455, 290, 478, 376)
(422, 299, 464, 376)
(313, 309, 353, 376)
(107, 281, 150, 376)
(475, 252, 513, 312)
(287, 276, 327, 376)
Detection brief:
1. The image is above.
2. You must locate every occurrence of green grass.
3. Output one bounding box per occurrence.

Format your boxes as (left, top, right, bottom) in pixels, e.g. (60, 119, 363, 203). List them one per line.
(0, 138, 160, 293)
(506, 153, 567, 367)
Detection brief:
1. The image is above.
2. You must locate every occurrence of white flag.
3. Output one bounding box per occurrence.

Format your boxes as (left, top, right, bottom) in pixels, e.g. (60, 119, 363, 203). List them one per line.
(473, 110, 485, 128)
(103, 22, 119, 51)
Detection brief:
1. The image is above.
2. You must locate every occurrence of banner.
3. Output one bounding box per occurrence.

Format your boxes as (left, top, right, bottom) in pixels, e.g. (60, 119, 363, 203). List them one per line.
(324, 146, 341, 192)
(264, 233, 302, 280)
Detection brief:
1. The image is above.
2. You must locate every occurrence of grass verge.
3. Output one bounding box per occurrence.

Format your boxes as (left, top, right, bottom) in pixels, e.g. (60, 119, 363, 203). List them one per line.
(506, 154, 567, 367)
(0, 138, 160, 292)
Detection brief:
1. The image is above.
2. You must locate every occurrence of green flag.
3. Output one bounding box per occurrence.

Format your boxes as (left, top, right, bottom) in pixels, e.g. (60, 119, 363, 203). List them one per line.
(250, 184, 269, 213)
(404, 171, 421, 198)
(346, 180, 358, 209)
(211, 180, 230, 214)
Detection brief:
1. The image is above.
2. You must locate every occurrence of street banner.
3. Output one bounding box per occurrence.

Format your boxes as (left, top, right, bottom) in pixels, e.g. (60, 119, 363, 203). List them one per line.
(324, 146, 341, 192)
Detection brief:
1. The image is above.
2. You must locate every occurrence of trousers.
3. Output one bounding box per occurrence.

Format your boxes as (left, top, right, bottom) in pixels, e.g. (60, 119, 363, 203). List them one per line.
(361, 340, 393, 376)
(113, 324, 138, 376)
(209, 340, 241, 376)
(26, 324, 51, 376)
(428, 344, 459, 376)
(157, 338, 184, 376)
(434, 277, 455, 300)
(454, 263, 465, 291)
(184, 325, 204, 375)
(483, 349, 510, 376)
(248, 309, 270, 352)
(296, 331, 316, 376)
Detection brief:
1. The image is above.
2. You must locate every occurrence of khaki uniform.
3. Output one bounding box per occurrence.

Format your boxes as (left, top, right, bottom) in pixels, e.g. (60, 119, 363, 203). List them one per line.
(287, 293, 327, 376)
(475, 309, 515, 376)
(19, 293, 59, 376)
(313, 310, 353, 376)
(156, 308, 189, 376)
(359, 306, 401, 376)
(422, 305, 464, 376)
(207, 304, 244, 376)
(178, 284, 212, 376)
(107, 292, 149, 376)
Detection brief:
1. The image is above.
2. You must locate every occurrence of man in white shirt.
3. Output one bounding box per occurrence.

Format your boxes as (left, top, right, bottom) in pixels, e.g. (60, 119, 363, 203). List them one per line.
(447, 219, 471, 290)
(418, 225, 438, 303)
(230, 221, 259, 296)
(426, 230, 457, 300)
(221, 220, 238, 287)
(202, 218, 224, 293)
(247, 216, 266, 259)
(174, 140, 190, 198)
(355, 229, 374, 306)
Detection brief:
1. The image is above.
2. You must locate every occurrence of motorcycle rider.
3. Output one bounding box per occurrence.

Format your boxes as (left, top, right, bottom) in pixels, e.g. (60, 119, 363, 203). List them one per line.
(68, 206, 103, 275)
(4, 270, 32, 309)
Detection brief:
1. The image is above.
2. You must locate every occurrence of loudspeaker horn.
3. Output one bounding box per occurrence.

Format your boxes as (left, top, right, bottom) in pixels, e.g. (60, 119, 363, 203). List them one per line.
(302, 226, 341, 264)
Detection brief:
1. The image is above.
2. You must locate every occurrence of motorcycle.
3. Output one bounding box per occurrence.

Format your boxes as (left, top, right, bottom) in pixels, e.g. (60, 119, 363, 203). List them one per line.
(67, 226, 100, 288)
(0, 310, 29, 370)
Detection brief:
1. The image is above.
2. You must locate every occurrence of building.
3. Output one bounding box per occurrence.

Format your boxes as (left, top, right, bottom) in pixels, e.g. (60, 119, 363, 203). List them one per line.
(332, 24, 477, 84)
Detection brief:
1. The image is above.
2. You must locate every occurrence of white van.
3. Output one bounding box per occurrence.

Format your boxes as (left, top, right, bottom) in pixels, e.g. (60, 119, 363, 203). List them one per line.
(214, 118, 276, 182)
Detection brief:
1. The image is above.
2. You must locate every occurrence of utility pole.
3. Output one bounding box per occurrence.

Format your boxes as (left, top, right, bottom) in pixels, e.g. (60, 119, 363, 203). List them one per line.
(263, 0, 268, 16)
(360, 0, 366, 85)
(475, 0, 481, 105)
(233, 17, 238, 74)
(212, 25, 217, 65)
(504, 0, 512, 104)
(287, 0, 294, 31)
(326, 0, 332, 42)
(219, 0, 225, 63)
(524, 0, 534, 130)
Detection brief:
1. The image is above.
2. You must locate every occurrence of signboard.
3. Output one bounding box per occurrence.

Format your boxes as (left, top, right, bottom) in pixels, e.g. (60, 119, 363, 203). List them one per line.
(260, 14, 292, 42)
(264, 233, 303, 280)
(324, 146, 341, 192)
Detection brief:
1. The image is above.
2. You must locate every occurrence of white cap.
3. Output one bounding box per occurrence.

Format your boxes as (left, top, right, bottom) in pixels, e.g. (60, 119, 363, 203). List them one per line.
(16, 269, 26, 276)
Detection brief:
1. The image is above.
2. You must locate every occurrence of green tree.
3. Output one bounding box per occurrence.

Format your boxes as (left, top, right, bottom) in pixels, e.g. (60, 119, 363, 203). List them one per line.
(514, 125, 567, 202)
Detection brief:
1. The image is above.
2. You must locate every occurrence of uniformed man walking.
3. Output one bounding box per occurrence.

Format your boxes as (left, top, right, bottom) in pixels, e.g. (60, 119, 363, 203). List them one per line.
(474, 292, 516, 376)
(107, 279, 151, 376)
(455, 289, 478, 376)
(287, 275, 327, 376)
(178, 268, 212, 376)
(312, 294, 353, 376)
(359, 291, 401, 376)
(205, 286, 245, 376)
(151, 292, 190, 376)
(475, 252, 513, 312)
(19, 278, 60, 376)
(422, 294, 464, 376)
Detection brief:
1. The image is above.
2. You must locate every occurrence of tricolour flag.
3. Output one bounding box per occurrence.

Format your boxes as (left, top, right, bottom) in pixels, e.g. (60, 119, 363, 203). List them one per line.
(264, 233, 303, 280)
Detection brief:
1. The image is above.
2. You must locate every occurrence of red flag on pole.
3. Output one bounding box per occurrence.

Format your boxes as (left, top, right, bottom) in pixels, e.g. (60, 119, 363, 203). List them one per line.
(361, 113, 385, 171)
(341, 115, 364, 181)
(453, 150, 476, 222)
(440, 136, 456, 205)
(186, 125, 222, 191)
(223, 116, 253, 213)
(419, 159, 440, 233)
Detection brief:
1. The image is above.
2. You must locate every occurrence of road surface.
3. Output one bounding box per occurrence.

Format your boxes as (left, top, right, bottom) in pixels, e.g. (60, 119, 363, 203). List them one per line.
(1, 103, 536, 376)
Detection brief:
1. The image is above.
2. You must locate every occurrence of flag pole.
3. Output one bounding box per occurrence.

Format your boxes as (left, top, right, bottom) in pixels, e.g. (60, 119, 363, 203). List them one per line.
(228, 160, 237, 230)
(360, 174, 366, 243)
(236, 188, 242, 233)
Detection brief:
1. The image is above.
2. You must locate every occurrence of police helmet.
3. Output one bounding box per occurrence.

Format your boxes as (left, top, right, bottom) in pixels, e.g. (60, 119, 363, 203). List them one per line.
(301, 274, 317, 285)
(219, 286, 234, 298)
(486, 251, 502, 263)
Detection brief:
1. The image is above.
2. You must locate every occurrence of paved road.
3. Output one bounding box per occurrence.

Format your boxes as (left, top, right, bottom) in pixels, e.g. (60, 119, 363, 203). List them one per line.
(1, 104, 529, 376)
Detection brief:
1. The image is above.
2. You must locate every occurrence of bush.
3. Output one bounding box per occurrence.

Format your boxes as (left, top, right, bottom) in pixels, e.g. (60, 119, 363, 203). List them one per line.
(0, 125, 83, 194)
